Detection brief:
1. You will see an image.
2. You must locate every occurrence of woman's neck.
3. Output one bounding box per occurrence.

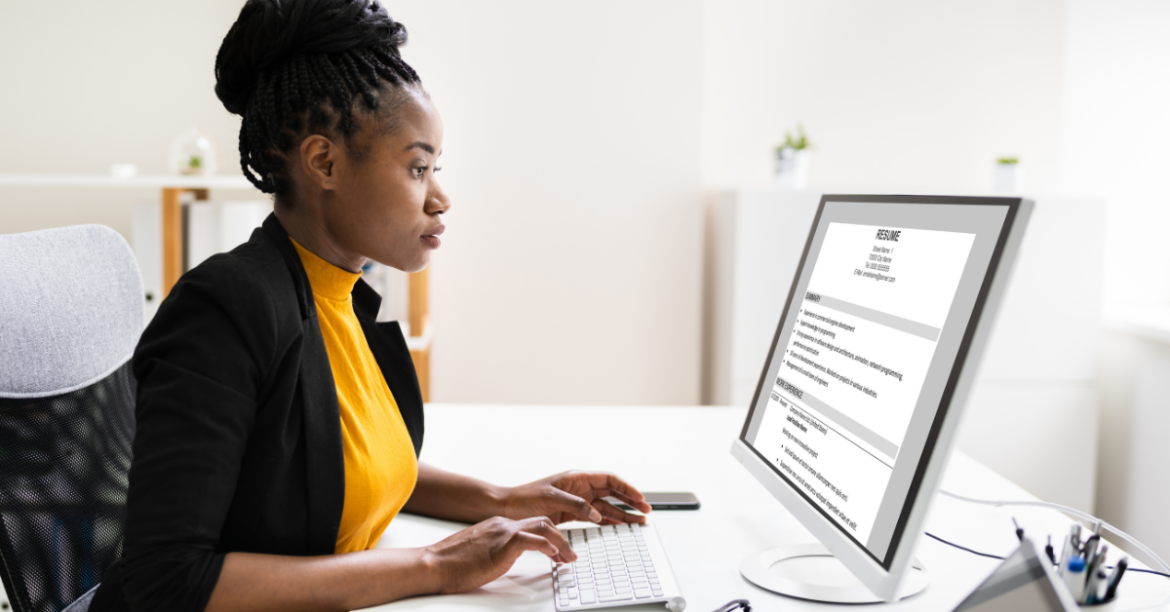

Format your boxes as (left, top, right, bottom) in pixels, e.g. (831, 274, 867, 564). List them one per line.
(274, 203, 367, 274)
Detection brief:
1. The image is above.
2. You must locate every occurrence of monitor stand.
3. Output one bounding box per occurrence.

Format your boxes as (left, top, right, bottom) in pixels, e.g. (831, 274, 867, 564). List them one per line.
(740, 544, 929, 603)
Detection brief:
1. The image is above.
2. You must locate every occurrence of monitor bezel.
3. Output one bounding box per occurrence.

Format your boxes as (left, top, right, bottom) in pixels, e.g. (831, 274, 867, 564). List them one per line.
(731, 194, 1032, 602)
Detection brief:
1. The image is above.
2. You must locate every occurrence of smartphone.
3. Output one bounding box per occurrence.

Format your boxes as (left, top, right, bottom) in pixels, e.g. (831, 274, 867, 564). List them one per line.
(614, 492, 700, 511)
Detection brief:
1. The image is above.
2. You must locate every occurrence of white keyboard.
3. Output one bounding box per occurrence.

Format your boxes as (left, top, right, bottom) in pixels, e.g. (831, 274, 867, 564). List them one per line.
(551, 522, 685, 610)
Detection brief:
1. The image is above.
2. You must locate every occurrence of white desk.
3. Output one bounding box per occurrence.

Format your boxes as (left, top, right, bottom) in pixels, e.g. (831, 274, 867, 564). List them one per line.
(361, 405, 1170, 612)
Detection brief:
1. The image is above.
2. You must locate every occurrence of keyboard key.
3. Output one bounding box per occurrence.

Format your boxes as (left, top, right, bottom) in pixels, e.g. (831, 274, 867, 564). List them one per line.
(581, 590, 597, 604)
(635, 588, 652, 599)
(600, 593, 633, 602)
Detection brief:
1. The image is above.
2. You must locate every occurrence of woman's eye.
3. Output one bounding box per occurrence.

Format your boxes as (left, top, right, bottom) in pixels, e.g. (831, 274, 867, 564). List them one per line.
(434, 166, 442, 173)
(412, 166, 427, 178)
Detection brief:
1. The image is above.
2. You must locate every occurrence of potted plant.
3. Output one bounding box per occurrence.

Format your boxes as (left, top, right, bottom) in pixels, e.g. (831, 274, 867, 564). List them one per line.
(774, 125, 812, 190)
(993, 156, 1021, 194)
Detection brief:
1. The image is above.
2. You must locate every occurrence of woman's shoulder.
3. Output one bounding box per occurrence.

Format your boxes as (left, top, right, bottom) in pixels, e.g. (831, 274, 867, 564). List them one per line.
(185, 228, 295, 304)
(140, 228, 304, 365)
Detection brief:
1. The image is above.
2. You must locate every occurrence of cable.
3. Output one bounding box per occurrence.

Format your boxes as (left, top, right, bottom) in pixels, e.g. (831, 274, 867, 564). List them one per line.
(939, 489, 1170, 575)
(925, 532, 1005, 560)
(925, 531, 1170, 579)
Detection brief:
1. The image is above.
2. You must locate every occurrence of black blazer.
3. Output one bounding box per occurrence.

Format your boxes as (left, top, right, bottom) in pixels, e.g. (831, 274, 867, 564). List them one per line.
(91, 215, 425, 612)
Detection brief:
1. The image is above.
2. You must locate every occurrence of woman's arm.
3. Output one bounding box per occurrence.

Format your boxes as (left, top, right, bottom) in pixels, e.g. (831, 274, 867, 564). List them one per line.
(405, 462, 653, 525)
(402, 462, 511, 523)
(205, 514, 572, 612)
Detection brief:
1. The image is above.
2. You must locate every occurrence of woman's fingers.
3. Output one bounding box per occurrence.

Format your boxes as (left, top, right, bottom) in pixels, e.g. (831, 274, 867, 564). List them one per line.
(549, 488, 603, 523)
(591, 497, 647, 525)
(503, 530, 560, 562)
(518, 516, 575, 562)
(583, 472, 652, 514)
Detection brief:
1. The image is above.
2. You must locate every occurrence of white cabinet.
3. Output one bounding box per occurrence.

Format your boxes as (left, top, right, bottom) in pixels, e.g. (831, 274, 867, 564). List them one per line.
(704, 189, 1104, 511)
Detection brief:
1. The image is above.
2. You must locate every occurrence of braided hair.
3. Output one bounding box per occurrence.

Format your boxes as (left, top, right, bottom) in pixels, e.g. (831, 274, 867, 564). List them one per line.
(214, 0, 422, 195)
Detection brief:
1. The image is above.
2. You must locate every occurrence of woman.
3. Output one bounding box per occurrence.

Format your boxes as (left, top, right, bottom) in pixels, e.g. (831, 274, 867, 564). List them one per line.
(88, 2, 651, 611)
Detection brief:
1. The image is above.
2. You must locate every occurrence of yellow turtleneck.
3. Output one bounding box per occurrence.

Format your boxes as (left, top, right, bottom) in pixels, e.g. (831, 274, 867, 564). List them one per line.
(291, 239, 418, 554)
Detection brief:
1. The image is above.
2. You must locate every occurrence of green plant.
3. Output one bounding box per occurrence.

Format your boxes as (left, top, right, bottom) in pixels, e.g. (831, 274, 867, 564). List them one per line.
(776, 125, 810, 156)
(188, 155, 203, 169)
(996, 156, 1019, 165)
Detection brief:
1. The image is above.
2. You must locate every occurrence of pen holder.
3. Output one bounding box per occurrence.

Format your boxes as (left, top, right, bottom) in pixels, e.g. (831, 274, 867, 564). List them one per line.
(1078, 596, 1116, 612)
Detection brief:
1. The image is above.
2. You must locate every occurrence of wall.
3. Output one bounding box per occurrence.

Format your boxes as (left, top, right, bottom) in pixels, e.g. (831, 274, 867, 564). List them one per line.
(0, 1, 258, 239)
(1098, 329, 1170, 561)
(391, 1, 704, 404)
(1061, 0, 1170, 559)
(0, 1, 1074, 409)
(0, 0, 705, 406)
(702, 0, 1067, 195)
(1060, 0, 1170, 305)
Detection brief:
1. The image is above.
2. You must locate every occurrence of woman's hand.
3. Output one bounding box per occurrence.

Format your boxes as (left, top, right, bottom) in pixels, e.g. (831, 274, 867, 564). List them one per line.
(502, 471, 653, 526)
(426, 516, 574, 594)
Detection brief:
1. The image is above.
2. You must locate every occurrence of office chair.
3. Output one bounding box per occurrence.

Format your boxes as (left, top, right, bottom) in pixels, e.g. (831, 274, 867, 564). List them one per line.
(0, 225, 143, 612)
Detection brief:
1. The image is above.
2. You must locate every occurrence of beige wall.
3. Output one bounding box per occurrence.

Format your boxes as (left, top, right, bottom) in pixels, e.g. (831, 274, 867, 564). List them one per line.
(391, 1, 705, 405)
(0, 0, 706, 406)
(0, 1, 257, 238)
(702, 0, 1067, 194)
(1, 1, 1070, 407)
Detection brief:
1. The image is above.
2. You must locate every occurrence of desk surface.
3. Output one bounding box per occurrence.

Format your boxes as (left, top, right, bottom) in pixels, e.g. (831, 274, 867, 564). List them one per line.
(361, 404, 1169, 612)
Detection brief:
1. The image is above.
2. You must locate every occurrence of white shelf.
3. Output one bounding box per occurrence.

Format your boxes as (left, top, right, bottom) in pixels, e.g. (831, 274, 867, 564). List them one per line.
(0, 173, 257, 190)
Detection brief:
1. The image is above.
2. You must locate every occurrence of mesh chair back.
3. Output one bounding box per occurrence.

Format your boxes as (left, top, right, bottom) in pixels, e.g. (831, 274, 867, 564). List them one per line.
(0, 225, 143, 612)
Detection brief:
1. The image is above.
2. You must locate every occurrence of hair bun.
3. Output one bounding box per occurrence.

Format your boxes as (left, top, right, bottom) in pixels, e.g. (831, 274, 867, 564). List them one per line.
(215, 0, 408, 116)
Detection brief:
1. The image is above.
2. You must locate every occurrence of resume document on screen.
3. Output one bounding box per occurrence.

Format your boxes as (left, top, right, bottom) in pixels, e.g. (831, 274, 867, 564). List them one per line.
(743, 200, 1010, 562)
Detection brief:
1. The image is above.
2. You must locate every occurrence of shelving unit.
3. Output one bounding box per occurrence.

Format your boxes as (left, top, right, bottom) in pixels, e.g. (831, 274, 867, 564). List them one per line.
(0, 173, 433, 400)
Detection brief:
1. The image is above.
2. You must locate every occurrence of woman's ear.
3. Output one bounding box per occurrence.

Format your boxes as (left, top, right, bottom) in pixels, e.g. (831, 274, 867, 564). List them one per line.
(300, 135, 338, 192)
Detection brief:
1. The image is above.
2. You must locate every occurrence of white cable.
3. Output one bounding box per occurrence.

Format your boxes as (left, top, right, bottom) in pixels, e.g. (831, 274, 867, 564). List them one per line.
(939, 489, 1170, 575)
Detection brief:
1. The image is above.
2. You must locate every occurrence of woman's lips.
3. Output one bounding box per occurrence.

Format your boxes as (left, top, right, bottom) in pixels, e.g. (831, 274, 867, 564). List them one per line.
(421, 224, 445, 249)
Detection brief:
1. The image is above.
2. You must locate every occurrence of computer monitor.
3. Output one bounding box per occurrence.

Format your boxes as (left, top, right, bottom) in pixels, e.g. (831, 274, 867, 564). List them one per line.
(730, 195, 1033, 603)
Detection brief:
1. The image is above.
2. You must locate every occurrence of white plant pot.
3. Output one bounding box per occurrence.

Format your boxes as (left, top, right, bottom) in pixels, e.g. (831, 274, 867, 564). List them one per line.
(774, 149, 811, 190)
(993, 163, 1023, 194)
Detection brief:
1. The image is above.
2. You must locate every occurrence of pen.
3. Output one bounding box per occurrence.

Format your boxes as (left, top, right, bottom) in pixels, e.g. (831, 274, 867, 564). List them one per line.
(1085, 543, 1108, 603)
(1064, 555, 1086, 602)
(1045, 535, 1056, 567)
(1083, 534, 1100, 568)
(1083, 546, 1105, 604)
(711, 599, 751, 612)
(1058, 533, 1073, 576)
(1103, 557, 1128, 601)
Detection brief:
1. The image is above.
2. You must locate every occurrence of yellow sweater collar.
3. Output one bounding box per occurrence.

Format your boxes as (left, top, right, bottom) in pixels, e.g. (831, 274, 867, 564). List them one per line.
(290, 238, 362, 302)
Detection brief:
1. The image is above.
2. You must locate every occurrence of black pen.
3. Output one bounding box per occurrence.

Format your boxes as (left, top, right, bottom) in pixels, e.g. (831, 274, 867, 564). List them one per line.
(1104, 557, 1128, 601)
(711, 599, 751, 612)
(1083, 534, 1100, 566)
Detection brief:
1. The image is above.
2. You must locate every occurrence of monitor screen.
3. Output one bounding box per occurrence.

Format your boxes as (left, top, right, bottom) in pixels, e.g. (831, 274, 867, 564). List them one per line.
(739, 197, 1016, 568)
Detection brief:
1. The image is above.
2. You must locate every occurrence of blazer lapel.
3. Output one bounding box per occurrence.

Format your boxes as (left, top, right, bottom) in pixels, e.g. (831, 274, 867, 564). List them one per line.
(261, 215, 345, 555)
